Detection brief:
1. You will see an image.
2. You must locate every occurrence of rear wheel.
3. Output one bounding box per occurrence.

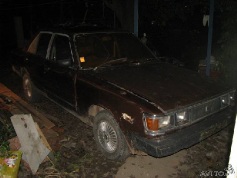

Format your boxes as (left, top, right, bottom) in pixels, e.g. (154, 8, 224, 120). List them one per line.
(93, 111, 130, 160)
(22, 74, 41, 102)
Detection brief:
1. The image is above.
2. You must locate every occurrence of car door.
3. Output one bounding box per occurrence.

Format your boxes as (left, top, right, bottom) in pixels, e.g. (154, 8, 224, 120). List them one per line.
(43, 34, 76, 108)
(26, 32, 53, 91)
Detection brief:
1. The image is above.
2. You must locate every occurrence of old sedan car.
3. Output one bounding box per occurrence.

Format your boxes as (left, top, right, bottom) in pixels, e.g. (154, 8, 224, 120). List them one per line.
(11, 26, 236, 160)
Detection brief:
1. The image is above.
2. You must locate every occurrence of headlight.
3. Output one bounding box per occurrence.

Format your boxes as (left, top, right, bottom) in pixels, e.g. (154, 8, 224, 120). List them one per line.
(220, 94, 229, 108)
(143, 113, 170, 136)
(229, 91, 235, 106)
(176, 111, 188, 125)
(221, 91, 235, 107)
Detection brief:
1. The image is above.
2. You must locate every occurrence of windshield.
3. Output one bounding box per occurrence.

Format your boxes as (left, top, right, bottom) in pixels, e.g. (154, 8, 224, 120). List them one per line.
(75, 33, 155, 68)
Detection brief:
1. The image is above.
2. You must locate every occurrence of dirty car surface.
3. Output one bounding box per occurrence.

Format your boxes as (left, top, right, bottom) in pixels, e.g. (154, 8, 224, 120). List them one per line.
(11, 27, 236, 160)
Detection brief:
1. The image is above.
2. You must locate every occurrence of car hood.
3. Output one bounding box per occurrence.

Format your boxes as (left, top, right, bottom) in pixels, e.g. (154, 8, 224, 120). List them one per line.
(94, 62, 231, 112)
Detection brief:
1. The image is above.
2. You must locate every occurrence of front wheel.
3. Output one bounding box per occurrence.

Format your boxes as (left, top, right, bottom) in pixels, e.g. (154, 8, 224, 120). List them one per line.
(93, 111, 130, 160)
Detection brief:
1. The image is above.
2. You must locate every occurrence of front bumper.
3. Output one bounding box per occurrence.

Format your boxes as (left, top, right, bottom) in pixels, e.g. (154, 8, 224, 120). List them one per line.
(131, 107, 235, 157)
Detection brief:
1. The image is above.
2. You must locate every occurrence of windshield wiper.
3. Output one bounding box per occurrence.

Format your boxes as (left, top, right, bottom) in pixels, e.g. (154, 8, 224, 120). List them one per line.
(128, 57, 157, 64)
(93, 57, 127, 70)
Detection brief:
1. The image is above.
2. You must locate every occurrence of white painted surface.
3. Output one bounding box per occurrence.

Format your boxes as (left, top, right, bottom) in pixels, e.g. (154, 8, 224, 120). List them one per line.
(227, 114, 237, 178)
(11, 114, 50, 174)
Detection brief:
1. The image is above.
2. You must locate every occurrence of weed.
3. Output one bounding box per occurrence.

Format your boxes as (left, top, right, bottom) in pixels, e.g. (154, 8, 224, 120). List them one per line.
(0, 141, 10, 158)
(0, 109, 15, 158)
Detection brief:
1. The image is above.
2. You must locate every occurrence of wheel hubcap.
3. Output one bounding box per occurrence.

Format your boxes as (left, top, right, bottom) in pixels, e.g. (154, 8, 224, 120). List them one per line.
(23, 78, 32, 98)
(98, 121, 118, 153)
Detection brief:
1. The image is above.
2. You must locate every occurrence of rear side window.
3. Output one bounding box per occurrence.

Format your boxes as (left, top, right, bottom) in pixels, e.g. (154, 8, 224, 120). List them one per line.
(28, 33, 52, 57)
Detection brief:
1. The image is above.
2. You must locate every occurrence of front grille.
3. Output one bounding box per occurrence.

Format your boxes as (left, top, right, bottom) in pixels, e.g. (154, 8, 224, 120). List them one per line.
(189, 97, 221, 121)
(175, 90, 235, 125)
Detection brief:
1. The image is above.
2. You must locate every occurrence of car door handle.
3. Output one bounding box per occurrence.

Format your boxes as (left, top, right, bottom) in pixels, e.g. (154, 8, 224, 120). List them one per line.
(44, 65, 50, 72)
(24, 58, 29, 63)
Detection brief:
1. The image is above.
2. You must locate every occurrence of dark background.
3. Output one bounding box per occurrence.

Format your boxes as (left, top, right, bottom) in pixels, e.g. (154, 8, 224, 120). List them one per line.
(0, 0, 236, 78)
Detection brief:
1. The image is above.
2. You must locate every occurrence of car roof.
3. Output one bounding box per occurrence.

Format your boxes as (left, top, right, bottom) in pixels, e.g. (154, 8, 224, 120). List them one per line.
(40, 24, 126, 35)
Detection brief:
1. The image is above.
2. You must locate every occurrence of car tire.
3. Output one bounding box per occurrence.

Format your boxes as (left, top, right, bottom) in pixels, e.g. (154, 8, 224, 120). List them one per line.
(22, 74, 41, 102)
(93, 110, 130, 160)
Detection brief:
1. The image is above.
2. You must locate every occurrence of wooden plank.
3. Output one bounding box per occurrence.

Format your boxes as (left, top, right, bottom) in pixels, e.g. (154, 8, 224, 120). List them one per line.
(9, 105, 24, 115)
(43, 113, 64, 127)
(16, 100, 55, 129)
(0, 83, 21, 100)
(35, 123, 52, 151)
(0, 83, 55, 129)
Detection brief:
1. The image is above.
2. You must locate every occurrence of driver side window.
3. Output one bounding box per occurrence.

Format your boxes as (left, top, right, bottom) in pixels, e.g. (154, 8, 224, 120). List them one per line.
(76, 35, 108, 68)
(50, 35, 72, 61)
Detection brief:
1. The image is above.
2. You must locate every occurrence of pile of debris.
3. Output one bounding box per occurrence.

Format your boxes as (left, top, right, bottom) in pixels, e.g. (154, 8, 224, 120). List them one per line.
(0, 83, 63, 177)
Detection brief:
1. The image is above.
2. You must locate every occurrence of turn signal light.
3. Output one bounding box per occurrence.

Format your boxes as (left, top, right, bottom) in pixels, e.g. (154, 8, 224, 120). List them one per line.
(146, 117, 159, 131)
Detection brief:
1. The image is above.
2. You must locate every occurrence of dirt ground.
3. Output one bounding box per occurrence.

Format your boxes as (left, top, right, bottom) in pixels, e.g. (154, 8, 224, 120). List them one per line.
(0, 66, 235, 178)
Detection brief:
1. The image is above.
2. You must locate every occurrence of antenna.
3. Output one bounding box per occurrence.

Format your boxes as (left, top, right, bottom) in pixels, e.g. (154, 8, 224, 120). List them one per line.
(82, 2, 89, 24)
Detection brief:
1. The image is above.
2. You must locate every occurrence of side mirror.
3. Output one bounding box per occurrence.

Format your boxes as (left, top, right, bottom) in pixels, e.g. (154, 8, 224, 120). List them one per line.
(56, 59, 71, 67)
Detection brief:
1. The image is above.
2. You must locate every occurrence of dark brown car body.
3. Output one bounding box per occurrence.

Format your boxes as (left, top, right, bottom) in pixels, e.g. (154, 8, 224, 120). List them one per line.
(12, 27, 236, 158)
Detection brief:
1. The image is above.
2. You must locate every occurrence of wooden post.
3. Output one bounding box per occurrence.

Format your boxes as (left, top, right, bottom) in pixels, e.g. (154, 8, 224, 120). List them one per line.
(134, 0, 138, 36)
(14, 17, 24, 48)
(206, 0, 214, 77)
